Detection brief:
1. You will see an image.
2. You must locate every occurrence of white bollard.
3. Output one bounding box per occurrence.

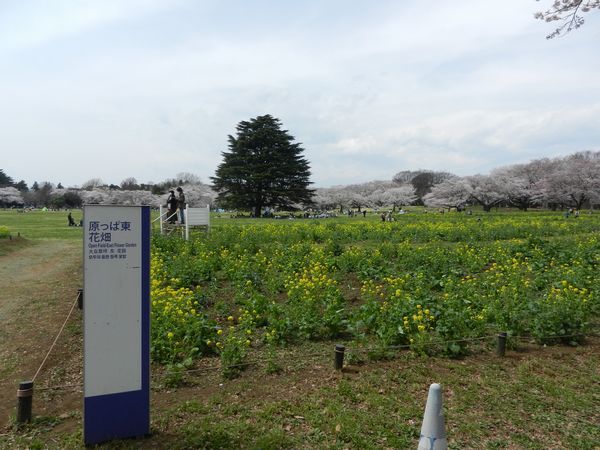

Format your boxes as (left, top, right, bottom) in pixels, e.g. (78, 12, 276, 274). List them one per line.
(418, 383, 447, 450)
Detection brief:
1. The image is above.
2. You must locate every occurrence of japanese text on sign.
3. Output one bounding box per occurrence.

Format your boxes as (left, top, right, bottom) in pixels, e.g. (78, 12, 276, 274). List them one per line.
(87, 220, 136, 261)
(88, 221, 132, 243)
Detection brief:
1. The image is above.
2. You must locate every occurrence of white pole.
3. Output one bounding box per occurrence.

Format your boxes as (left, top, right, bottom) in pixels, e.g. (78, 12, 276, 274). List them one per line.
(159, 205, 164, 235)
(185, 205, 189, 241)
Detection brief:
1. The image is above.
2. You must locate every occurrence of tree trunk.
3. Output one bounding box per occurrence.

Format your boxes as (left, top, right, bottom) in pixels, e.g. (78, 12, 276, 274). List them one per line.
(254, 205, 262, 218)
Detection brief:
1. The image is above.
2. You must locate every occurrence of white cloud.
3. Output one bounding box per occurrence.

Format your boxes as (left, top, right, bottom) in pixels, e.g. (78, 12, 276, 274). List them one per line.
(0, 0, 184, 53)
(0, 1, 599, 187)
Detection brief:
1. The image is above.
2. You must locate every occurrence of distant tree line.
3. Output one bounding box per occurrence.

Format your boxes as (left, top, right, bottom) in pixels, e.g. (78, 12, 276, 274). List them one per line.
(423, 151, 600, 211)
(308, 152, 600, 213)
(0, 171, 214, 209)
(1, 151, 598, 211)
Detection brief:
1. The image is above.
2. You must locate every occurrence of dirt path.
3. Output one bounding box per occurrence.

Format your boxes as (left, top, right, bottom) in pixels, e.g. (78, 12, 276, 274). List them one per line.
(0, 239, 83, 428)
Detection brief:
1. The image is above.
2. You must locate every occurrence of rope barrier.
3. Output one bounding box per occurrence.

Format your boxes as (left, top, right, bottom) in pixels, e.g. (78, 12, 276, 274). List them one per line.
(31, 329, 600, 391)
(31, 294, 79, 383)
(36, 383, 83, 392)
(154, 329, 599, 380)
(517, 332, 600, 341)
(345, 334, 496, 357)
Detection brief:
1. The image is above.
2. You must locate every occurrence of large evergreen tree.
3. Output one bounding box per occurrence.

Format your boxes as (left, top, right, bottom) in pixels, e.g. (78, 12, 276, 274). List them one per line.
(211, 115, 314, 217)
(0, 169, 14, 187)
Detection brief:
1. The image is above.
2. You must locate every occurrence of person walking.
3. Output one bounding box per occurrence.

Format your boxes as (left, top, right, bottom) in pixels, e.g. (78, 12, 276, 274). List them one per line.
(177, 187, 186, 224)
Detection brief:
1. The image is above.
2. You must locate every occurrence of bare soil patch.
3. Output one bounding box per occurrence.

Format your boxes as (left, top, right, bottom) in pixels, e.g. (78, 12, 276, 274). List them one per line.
(0, 239, 82, 428)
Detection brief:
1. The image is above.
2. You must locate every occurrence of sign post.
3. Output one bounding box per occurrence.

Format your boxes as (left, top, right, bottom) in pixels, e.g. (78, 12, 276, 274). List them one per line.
(83, 205, 150, 445)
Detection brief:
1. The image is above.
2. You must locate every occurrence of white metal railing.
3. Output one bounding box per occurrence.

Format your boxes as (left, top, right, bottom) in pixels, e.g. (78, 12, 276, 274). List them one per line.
(155, 204, 210, 238)
(155, 205, 182, 235)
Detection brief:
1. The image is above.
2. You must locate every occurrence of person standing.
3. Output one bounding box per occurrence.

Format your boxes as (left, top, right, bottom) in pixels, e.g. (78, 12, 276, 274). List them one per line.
(166, 190, 177, 224)
(177, 187, 186, 224)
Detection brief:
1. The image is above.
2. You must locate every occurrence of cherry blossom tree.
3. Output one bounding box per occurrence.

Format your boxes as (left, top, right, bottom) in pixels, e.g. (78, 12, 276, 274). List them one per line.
(177, 183, 216, 207)
(535, 0, 600, 39)
(382, 185, 417, 211)
(79, 188, 111, 205)
(328, 187, 355, 213)
(0, 187, 24, 207)
(543, 151, 600, 209)
(310, 190, 334, 211)
(464, 174, 506, 212)
(366, 189, 388, 208)
(423, 177, 472, 210)
(492, 160, 551, 211)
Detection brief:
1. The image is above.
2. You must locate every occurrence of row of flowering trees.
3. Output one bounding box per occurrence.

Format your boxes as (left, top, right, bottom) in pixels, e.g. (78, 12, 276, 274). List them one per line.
(2, 151, 598, 211)
(309, 151, 600, 213)
(0, 181, 216, 209)
(424, 151, 600, 211)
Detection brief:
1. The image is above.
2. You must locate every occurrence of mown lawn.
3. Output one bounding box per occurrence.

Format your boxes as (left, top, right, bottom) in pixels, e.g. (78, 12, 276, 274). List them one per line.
(0, 210, 84, 240)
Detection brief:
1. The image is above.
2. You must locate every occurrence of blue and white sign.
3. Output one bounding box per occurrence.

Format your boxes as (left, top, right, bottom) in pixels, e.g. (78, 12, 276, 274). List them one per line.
(83, 205, 150, 445)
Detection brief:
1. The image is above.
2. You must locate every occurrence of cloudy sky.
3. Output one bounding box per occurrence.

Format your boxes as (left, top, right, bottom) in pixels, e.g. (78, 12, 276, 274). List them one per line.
(1, 0, 599, 188)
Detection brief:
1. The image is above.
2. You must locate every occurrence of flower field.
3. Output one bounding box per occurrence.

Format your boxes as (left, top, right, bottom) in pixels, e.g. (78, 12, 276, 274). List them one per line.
(150, 211, 600, 372)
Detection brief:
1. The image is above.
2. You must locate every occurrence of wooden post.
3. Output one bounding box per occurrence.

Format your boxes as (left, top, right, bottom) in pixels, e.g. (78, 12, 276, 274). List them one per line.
(334, 344, 345, 370)
(17, 381, 33, 423)
(497, 332, 507, 357)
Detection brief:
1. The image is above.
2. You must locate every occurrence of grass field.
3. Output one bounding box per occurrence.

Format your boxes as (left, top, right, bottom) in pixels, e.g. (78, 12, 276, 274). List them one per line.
(0, 208, 599, 449)
(0, 210, 84, 240)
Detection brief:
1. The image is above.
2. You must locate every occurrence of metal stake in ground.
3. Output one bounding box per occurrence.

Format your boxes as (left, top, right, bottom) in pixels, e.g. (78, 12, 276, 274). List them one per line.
(17, 381, 34, 423)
